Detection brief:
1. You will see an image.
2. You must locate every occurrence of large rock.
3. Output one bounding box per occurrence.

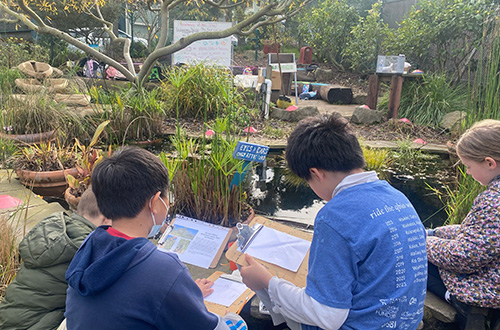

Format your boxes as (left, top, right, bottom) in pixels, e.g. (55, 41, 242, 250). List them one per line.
(440, 111, 467, 131)
(352, 93, 367, 105)
(270, 105, 319, 122)
(296, 69, 316, 82)
(350, 106, 385, 124)
(314, 68, 333, 82)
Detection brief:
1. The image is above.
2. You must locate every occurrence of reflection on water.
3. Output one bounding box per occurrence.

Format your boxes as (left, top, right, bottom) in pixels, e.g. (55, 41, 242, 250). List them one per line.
(245, 157, 452, 229)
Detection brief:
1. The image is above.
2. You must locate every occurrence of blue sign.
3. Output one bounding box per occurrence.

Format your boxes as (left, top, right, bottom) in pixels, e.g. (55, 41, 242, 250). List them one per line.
(232, 141, 269, 163)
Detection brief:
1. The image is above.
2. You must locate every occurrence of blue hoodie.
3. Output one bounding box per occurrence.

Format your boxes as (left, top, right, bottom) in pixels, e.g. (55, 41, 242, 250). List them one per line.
(65, 227, 219, 329)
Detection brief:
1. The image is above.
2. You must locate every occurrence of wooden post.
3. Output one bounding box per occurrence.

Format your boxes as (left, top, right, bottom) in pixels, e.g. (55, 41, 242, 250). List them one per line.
(387, 75, 404, 119)
(366, 74, 379, 109)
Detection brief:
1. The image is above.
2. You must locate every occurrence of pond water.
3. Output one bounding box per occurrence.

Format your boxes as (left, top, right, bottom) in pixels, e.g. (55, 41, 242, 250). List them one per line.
(244, 152, 454, 229)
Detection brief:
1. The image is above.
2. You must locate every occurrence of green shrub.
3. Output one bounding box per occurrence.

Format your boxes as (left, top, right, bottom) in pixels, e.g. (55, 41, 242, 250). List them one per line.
(0, 37, 49, 69)
(378, 73, 468, 127)
(384, 0, 492, 76)
(343, 1, 389, 73)
(298, 0, 358, 70)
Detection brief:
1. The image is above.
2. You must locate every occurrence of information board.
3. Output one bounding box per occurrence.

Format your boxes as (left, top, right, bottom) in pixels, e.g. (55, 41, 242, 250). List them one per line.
(173, 20, 232, 67)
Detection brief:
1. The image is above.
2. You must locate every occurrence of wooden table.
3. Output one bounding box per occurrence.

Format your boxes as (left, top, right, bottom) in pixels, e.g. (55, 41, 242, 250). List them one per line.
(367, 73, 422, 119)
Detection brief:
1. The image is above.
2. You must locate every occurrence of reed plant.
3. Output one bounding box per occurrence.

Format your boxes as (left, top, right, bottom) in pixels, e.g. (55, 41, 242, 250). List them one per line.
(467, 17, 500, 123)
(378, 73, 468, 127)
(159, 119, 249, 227)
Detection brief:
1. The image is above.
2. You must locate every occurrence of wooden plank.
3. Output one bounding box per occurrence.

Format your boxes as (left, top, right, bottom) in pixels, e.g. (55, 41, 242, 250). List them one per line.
(387, 75, 404, 119)
(366, 74, 380, 109)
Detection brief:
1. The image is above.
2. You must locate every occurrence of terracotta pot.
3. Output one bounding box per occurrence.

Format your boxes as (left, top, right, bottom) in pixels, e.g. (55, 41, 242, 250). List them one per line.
(0, 130, 55, 144)
(64, 187, 81, 211)
(16, 167, 79, 197)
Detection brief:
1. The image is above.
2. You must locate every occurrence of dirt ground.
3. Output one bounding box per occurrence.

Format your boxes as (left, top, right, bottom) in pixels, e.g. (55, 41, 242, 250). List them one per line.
(224, 51, 451, 145)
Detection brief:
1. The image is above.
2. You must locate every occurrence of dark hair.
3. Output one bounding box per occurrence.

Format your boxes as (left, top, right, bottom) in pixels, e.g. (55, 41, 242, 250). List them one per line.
(286, 113, 365, 180)
(91, 146, 169, 220)
(77, 187, 101, 220)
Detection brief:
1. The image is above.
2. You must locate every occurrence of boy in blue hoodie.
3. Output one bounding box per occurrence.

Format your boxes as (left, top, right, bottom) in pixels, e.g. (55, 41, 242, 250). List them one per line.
(240, 113, 427, 330)
(65, 146, 245, 330)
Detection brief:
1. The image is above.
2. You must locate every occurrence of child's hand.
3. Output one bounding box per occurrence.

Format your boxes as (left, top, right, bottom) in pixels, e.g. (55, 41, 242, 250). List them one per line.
(240, 254, 273, 291)
(195, 278, 214, 298)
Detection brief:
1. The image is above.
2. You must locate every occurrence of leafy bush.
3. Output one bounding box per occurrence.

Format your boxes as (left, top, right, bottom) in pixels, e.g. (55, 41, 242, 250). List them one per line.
(298, 0, 358, 70)
(0, 68, 22, 95)
(0, 37, 49, 69)
(343, 1, 389, 73)
(384, 0, 491, 75)
(378, 73, 469, 127)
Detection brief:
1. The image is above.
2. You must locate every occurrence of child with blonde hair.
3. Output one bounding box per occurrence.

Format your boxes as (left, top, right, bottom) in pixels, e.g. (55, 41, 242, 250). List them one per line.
(426, 119, 500, 329)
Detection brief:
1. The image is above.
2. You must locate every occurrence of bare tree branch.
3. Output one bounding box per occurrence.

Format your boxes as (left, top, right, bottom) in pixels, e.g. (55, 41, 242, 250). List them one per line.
(204, 0, 245, 10)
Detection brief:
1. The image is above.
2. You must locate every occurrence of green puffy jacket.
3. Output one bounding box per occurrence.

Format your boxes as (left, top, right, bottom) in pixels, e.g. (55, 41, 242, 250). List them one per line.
(0, 211, 96, 330)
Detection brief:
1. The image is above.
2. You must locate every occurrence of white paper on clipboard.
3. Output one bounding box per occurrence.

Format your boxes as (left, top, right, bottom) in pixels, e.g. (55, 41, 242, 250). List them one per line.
(242, 226, 311, 272)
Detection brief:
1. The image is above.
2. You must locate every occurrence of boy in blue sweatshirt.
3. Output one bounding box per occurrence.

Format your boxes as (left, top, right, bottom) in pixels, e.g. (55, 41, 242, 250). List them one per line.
(240, 113, 427, 330)
(65, 146, 245, 330)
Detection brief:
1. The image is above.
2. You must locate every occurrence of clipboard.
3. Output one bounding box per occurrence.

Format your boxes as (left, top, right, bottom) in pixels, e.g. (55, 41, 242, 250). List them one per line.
(204, 271, 255, 316)
(225, 216, 313, 287)
(158, 215, 232, 269)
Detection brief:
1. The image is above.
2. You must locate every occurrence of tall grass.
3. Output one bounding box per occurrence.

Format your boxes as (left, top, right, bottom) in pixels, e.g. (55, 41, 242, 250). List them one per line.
(87, 86, 165, 144)
(467, 18, 500, 123)
(161, 64, 240, 120)
(430, 166, 484, 225)
(378, 73, 468, 127)
(0, 208, 24, 300)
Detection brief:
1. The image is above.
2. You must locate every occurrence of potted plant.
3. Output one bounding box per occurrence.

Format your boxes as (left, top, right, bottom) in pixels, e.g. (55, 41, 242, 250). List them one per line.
(0, 92, 85, 145)
(64, 120, 110, 209)
(87, 86, 165, 145)
(13, 140, 79, 197)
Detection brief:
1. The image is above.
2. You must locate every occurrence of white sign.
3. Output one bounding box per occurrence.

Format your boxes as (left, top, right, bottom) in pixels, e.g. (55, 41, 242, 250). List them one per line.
(270, 62, 297, 73)
(173, 20, 232, 67)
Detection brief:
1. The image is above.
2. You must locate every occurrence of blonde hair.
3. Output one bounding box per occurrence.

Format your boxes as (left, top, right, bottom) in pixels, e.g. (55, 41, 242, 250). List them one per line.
(456, 119, 500, 162)
(77, 188, 102, 220)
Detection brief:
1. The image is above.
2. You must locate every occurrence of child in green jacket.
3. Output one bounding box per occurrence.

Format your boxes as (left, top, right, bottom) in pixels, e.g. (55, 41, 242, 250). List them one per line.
(0, 189, 110, 330)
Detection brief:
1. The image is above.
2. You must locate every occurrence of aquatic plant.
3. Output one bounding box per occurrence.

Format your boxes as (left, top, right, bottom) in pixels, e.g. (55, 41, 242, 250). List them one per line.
(159, 119, 249, 227)
(430, 165, 484, 225)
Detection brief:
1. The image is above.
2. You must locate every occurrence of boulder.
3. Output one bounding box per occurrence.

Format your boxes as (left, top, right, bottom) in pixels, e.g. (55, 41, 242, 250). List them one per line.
(270, 105, 319, 122)
(440, 111, 467, 131)
(350, 106, 385, 124)
(352, 93, 367, 105)
(314, 68, 333, 82)
(296, 69, 316, 82)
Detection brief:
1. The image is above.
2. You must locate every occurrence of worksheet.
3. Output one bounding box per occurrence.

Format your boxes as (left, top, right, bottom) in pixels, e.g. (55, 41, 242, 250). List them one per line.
(157, 215, 230, 268)
(204, 278, 248, 307)
(243, 226, 311, 272)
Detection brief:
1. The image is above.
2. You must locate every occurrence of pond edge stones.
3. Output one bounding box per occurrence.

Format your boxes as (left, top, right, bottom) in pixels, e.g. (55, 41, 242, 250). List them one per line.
(350, 106, 385, 124)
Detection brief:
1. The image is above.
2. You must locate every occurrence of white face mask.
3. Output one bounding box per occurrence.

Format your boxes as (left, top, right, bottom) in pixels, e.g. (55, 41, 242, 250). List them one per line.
(147, 196, 169, 239)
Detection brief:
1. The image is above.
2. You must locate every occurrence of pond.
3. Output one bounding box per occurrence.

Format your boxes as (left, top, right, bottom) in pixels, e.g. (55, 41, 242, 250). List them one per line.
(244, 152, 455, 229)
